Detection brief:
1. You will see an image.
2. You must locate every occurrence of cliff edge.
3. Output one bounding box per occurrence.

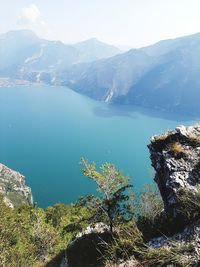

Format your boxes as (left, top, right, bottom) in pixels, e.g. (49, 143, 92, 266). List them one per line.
(148, 124, 200, 217)
(0, 163, 33, 208)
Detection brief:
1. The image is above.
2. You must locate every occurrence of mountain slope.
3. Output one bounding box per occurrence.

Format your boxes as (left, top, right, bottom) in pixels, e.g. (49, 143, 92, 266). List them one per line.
(61, 48, 156, 101)
(74, 38, 122, 61)
(0, 30, 40, 76)
(62, 32, 200, 116)
(0, 30, 80, 80)
(0, 30, 122, 82)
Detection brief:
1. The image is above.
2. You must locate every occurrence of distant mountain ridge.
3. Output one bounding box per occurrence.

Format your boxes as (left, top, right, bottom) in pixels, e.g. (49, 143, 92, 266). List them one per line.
(74, 38, 121, 62)
(1, 30, 200, 116)
(0, 30, 122, 82)
(61, 32, 200, 116)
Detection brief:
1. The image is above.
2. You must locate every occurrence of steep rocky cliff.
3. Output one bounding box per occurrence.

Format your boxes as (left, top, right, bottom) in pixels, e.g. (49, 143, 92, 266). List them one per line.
(0, 163, 33, 208)
(148, 124, 200, 217)
(114, 124, 200, 266)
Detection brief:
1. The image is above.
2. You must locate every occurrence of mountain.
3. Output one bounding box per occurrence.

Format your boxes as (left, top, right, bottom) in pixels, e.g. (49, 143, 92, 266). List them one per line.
(0, 30, 39, 76)
(0, 30, 79, 81)
(61, 32, 200, 116)
(0, 30, 121, 83)
(74, 38, 122, 61)
(1, 30, 200, 116)
(60, 48, 155, 101)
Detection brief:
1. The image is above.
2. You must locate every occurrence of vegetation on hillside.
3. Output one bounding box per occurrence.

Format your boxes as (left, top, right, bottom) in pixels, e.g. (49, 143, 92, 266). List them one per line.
(1, 160, 200, 267)
(0, 194, 91, 266)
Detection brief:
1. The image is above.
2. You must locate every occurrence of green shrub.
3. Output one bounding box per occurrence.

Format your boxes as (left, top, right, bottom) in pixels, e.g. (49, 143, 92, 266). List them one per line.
(0, 194, 91, 266)
(135, 185, 163, 219)
(80, 158, 134, 232)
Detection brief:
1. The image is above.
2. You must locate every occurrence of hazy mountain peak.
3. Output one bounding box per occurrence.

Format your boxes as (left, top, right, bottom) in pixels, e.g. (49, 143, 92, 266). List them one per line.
(0, 30, 122, 77)
(75, 37, 106, 45)
(74, 37, 122, 61)
(82, 37, 99, 43)
(1, 29, 39, 40)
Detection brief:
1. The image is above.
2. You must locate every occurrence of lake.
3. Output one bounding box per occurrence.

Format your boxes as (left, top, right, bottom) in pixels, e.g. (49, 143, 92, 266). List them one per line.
(0, 85, 195, 207)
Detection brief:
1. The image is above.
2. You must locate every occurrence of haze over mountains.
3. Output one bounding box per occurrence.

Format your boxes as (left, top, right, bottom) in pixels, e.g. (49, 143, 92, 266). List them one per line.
(63, 33, 200, 116)
(1, 29, 200, 116)
(0, 30, 121, 80)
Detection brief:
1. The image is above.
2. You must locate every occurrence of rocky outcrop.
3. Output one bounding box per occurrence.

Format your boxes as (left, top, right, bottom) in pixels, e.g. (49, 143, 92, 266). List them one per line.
(148, 124, 200, 217)
(64, 223, 112, 267)
(0, 163, 33, 208)
(148, 219, 200, 249)
(146, 219, 200, 266)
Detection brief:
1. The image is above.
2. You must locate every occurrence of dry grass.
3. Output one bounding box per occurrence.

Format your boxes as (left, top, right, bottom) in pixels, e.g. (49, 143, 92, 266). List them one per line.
(104, 228, 196, 267)
(168, 142, 185, 157)
(105, 259, 142, 267)
(138, 242, 196, 267)
(103, 221, 143, 265)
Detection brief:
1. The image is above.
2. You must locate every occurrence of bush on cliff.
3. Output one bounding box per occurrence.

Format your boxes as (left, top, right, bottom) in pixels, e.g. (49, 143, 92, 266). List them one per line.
(80, 158, 134, 232)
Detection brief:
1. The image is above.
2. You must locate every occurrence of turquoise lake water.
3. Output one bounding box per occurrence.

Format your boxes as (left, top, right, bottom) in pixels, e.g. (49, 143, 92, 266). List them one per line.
(0, 85, 196, 207)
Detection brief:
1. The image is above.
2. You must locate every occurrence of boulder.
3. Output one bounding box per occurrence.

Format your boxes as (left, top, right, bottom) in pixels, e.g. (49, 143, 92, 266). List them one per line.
(66, 223, 112, 267)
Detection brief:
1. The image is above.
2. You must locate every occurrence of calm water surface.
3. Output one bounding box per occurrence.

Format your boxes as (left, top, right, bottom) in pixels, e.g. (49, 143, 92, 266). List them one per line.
(0, 85, 196, 207)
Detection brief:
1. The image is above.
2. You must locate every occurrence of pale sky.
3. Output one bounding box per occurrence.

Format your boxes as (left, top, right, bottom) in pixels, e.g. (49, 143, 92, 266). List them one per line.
(0, 0, 200, 48)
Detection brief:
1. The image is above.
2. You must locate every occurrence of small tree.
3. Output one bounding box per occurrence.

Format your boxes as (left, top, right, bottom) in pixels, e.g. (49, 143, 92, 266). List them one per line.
(80, 158, 134, 232)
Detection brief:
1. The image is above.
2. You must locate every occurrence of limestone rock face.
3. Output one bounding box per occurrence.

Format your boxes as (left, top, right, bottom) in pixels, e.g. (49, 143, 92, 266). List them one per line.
(0, 163, 33, 208)
(148, 124, 200, 217)
(147, 220, 200, 266)
(148, 219, 200, 250)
